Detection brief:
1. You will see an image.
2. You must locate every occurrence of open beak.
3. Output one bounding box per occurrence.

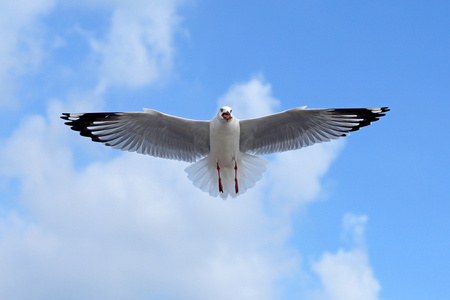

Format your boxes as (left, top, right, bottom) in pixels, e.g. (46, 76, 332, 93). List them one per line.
(221, 112, 232, 122)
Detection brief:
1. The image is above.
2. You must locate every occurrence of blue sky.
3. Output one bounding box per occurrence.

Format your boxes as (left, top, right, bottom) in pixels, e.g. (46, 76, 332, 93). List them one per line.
(0, 1, 449, 299)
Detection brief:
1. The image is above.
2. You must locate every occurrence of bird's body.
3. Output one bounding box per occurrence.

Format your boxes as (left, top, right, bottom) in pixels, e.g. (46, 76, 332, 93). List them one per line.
(185, 106, 268, 198)
(209, 106, 240, 170)
(62, 105, 389, 198)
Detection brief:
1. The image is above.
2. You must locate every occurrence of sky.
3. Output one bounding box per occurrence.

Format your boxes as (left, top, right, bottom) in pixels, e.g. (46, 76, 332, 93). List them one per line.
(0, 0, 449, 299)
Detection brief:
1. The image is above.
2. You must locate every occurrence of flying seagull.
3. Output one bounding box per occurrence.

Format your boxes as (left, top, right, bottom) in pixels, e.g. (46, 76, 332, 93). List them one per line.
(61, 106, 389, 198)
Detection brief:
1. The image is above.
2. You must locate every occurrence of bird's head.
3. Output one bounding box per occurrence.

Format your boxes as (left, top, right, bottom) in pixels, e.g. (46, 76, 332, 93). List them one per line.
(218, 106, 233, 122)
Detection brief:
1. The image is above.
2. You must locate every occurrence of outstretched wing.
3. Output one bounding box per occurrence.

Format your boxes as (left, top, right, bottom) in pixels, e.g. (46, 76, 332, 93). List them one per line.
(61, 108, 210, 162)
(239, 107, 389, 155)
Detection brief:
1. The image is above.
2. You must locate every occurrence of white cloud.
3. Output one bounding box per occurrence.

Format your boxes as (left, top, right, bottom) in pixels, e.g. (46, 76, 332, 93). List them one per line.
(0, 76, 348, 299)
(89, 0, 184, 89)
(0, 0, 55, 107)
(265, 142, 343, 216)
(0, 0, 185, 108)
(342, 213, 368, 248)
(217, 74, 280, 119)
(311, 214, 381, 300)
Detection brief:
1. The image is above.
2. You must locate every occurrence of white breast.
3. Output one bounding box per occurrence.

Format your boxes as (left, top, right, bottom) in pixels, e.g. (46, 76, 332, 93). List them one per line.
(209, 116, 240, 168)
(209, 118, 240, 168)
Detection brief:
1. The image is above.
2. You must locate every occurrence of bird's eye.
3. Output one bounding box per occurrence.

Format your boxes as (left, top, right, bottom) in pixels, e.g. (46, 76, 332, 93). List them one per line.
(230, 110, 232, 113)
(220, 108, 223, 112)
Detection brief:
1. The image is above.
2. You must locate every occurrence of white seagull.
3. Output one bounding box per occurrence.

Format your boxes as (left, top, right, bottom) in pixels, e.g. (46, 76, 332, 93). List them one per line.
(62, 106, 389, 198)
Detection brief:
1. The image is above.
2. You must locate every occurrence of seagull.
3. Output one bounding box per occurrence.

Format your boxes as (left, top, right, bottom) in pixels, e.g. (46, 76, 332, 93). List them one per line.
(61, 106, 389, 198)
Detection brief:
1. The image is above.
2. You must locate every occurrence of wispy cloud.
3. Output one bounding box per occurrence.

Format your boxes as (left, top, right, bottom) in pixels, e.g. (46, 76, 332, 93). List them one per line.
(310, 214, 381, 300)
(0, 0, 185, 109)
(89, 0, 185, 89)
(0, 0, 55, 108)
(217, 74, 280, 119)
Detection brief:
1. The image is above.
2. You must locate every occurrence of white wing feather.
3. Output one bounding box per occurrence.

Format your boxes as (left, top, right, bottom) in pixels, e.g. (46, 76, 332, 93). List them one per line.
(239, 107, 389, 155)
(61, 108, 210, 162)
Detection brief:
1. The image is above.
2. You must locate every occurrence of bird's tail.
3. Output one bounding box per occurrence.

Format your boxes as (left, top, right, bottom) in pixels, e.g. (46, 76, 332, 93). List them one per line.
(184, 153, 268, 198)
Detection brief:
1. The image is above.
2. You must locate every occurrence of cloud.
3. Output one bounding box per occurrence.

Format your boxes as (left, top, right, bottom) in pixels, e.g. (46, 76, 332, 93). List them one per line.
(342, 213, 368, 248)
(0, 76, 349, 299)
(217, 74, 280, 119)
(89, 0, 185, 89)
(0, 0, 185, 109)
(0, 0, 55, 108)
(310, 214, 381, 300)
(265, 142, 343, 216)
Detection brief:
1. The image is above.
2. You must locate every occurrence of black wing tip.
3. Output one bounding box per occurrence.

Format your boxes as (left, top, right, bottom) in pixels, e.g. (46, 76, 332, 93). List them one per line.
(60, 112, 123, 143)
(331, 107, 389, 113)
(61, 112, 84, 124)
(328, 107, 389, 133)
(372, 107, 390, 116)
(61, 112, 121, 119)
(352, 107, 389, 132)
(61, 112, 122, 124)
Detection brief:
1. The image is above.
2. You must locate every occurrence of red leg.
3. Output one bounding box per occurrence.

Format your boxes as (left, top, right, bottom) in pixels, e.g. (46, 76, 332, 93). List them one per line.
(217, 162, 223, 193)
(234, 161, 239, 194)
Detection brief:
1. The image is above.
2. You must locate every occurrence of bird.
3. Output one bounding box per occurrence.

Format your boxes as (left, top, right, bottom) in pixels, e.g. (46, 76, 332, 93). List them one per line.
(61, 105, 389, 198)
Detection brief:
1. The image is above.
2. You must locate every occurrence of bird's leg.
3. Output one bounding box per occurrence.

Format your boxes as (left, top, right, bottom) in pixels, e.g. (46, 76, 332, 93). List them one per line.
(234, 161, 239, 194)
(217, 162, 223, 193)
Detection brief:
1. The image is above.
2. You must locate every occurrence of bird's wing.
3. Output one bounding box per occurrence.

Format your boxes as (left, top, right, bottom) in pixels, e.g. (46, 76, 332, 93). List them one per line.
(239, 107, 389, 155)
(61, 108, 210, 162)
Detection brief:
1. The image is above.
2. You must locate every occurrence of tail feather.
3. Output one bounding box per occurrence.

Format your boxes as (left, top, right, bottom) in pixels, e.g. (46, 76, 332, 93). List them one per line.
(208, 176, 219, 197)
(186, 159, 207, 181)
(184, 153, 268, 198)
